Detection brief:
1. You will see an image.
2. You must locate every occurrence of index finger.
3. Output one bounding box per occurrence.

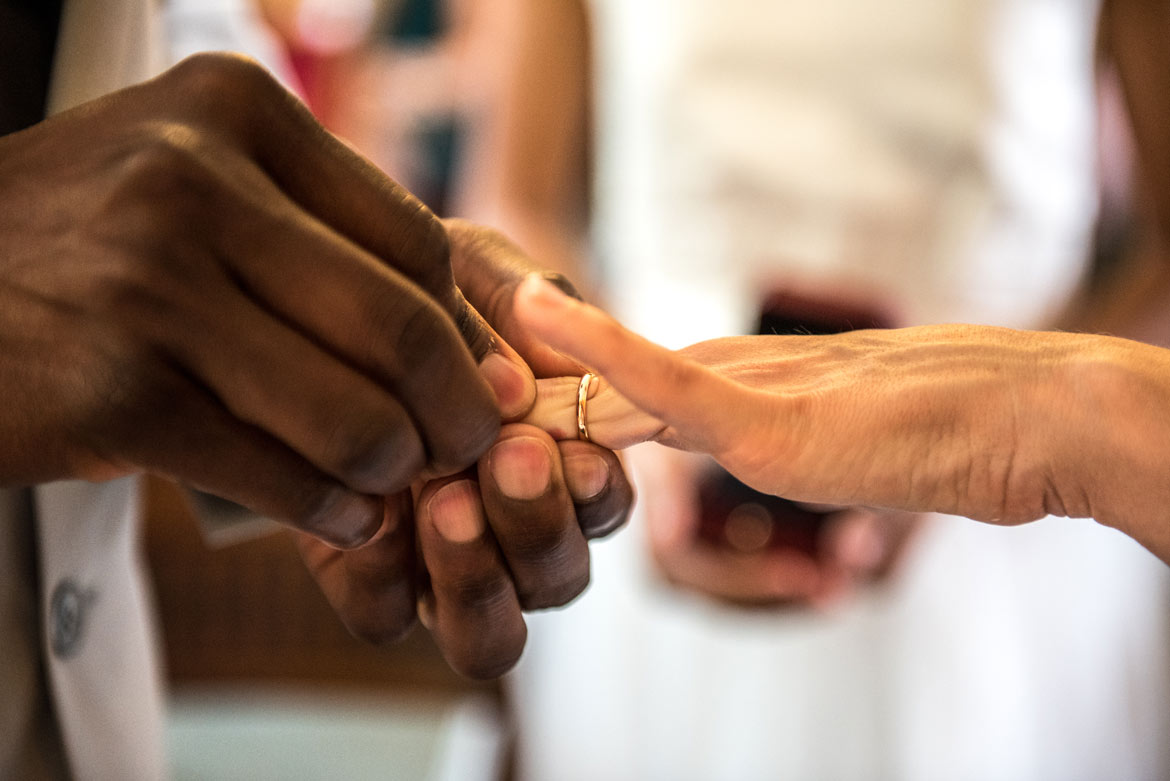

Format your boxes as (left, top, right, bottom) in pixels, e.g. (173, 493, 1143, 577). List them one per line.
(514, 276, 757, 455)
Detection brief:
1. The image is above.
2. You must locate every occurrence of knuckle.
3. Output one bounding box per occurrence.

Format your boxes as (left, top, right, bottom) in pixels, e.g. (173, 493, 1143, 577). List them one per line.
(84, 260, 167, 320)
(505, 522, 578, 565)
(443, 219, 507, 275)
(441, 216, 477, 241)
(83, 346, 179, 442)
(443, 221, 534, 332)
(441, 570, 516, 620)
(415, 207, 451, 271)
(80, 256, 216, 351)
(112, 130, 206, 207)
(387, 296, 454, 375)
(84, 242, 204, 324)
(452, 292, 495, 362)
(167, 52, 279, 115)
(433, 404, 500, 473)
(100, 133, 221, 256)
(517, 553, 591, 610)
(504, 527, 591, 609)
(388, 199, 450, 292)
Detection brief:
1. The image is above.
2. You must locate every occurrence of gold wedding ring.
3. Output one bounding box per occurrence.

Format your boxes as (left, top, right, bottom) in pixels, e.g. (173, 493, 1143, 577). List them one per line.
(577, 373, 595, 442)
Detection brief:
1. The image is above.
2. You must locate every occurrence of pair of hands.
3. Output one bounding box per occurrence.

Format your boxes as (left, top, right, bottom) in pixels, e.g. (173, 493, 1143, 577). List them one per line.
(0, 53, 631, 677)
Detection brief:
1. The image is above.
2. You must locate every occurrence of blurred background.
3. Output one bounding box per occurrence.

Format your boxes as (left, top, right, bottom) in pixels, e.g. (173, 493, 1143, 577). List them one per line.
(148, 0, 1170, 779)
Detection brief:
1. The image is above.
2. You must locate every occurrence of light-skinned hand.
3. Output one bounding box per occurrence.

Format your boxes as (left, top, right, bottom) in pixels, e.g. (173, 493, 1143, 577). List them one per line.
(513, 276, 1170, 564)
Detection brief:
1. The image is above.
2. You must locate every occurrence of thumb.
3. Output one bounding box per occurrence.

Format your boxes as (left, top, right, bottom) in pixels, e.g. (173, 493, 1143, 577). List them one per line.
(513, 276, 755, 455)
(444, 219, 588, 378)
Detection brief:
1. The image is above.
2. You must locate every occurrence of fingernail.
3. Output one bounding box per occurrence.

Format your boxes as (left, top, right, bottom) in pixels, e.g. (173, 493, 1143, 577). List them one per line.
(316, 491, 383, 549)
(540, 271, 585, 301)
(519, 274, 572, 312)
(428, 480, 484, 543)
(489, 437, 552, 500)
(563, 452, 610, 502)
(479, 352, 535, 419)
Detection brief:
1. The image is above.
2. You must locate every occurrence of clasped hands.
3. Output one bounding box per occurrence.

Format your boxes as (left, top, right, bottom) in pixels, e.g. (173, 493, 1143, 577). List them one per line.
(11, 53, 1164, 684)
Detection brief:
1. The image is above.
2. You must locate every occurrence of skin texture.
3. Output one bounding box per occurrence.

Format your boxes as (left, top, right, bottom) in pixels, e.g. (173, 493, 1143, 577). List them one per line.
(404, 224, 634, 677)
(308, 227, 635, 678)
(0, 53, 631, 677)
(0, 53, 498, 540)
(515, 276, 1170, 566)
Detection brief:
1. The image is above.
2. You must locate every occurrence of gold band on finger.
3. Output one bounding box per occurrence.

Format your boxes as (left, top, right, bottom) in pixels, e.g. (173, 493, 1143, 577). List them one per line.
(577, 373, 595, 442)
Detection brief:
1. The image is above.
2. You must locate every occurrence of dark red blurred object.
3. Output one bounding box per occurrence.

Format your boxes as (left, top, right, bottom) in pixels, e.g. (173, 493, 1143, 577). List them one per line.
(695, 291, 893, 555)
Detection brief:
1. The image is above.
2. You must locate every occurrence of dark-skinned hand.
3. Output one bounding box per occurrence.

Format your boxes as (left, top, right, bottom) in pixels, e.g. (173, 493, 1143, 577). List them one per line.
(0, 53, 631, 675)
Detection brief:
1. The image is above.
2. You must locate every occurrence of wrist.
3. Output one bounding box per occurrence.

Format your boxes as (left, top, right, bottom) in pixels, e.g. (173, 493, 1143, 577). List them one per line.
(1052, 336, 1170, 559)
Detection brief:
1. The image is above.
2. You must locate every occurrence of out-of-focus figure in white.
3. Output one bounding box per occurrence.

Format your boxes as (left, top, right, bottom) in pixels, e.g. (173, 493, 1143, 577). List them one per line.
(457, 1, 1170, 779)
